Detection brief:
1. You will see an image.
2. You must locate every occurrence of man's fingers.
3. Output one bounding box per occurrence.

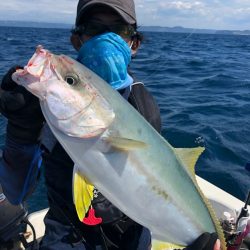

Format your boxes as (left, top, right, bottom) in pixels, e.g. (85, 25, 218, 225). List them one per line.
(213, 239, 220, 250)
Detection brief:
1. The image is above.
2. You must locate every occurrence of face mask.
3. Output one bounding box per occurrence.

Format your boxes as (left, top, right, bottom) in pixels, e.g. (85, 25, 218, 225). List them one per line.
(77, 32, 133, 90)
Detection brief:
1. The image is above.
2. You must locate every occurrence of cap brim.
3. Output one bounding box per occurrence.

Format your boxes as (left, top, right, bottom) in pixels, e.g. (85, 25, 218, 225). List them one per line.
(76, 1, 136, 26)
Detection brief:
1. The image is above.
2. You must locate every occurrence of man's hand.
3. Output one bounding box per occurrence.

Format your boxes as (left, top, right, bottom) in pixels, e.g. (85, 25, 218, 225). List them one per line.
(184, 233, 220, 250)
(0, 66, 44, 144)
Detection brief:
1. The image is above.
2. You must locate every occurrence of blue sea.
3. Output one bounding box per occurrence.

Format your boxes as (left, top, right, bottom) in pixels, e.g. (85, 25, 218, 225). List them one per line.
(0, 26, 249, 212)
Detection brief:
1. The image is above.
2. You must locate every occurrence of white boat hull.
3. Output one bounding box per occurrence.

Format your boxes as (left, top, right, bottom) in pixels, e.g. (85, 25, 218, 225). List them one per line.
(19, 176, 249, 249)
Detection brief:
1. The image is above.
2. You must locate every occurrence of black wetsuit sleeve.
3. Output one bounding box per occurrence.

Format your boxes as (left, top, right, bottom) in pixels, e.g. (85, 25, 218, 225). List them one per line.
(128, 83, 162, 133)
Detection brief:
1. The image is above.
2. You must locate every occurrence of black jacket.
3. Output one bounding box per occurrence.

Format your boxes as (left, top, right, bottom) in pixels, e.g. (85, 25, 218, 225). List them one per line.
(42, 82, 161, 241)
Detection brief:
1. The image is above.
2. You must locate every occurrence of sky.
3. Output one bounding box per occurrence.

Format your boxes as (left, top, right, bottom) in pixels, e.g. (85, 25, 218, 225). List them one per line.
(0, 0, 250, 30)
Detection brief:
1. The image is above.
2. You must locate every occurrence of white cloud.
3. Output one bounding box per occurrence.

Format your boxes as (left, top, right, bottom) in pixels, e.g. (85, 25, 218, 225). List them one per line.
(159, 1, 204, 10)
(0, 0, 77, 23)
(135, 0, 250, 29)
(0, 0, 250, 30)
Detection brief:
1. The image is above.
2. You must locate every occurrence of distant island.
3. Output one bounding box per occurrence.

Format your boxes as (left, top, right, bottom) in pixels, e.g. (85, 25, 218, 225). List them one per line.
(1, 20, 250, 36)
(0, 20, 73, 29)
(140, 26, 250, 36)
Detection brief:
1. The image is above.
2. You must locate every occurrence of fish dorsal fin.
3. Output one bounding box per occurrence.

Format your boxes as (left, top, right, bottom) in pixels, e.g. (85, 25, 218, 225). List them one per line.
(151, 239, 184, 250)
(101, 136, 147, 151)
(174, 147, 205, 176)
(73, 165, 94, 221)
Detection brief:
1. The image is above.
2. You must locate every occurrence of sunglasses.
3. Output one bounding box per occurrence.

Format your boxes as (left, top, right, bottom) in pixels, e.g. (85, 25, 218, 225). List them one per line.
(71, 22, 136, 39)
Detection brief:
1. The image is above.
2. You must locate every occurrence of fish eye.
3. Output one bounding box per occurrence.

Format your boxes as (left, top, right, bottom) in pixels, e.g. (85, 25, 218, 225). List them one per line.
(65, 73, 80, 86)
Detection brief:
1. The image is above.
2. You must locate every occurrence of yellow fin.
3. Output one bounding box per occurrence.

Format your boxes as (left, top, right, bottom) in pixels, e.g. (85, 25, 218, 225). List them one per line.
(152, 239, 184, 250)
(73, 165, 94, 221)
(174, 148, 227, 250)
(102, 136, 147, 151)
(174, 147, 205, 175)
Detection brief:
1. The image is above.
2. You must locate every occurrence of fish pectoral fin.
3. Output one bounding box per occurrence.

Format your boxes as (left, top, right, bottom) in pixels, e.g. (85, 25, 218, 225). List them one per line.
(174, 147, 205, 175)
(151, 239, 185, 250)
(73, 165, 94, 222)
(101, 136, 147, 151)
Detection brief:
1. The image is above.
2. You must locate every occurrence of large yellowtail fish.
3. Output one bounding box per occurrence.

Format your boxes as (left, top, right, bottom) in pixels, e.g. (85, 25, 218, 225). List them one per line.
(13, 46, 226, 249)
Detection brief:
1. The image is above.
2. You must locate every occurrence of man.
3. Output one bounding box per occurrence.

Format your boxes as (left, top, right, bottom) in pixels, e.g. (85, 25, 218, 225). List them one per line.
(0, 0, 220, 249)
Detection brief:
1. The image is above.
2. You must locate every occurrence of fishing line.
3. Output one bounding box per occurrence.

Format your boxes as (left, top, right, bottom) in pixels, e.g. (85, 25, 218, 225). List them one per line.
(135, 28, 197, 82)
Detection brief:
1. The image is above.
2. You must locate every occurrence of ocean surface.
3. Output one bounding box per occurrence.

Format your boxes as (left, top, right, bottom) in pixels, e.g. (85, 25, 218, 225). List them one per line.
(0, 26, 249, 212)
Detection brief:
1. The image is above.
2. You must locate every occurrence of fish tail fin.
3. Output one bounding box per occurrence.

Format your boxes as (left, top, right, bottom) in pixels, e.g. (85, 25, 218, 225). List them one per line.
(73, 165, 94, 222)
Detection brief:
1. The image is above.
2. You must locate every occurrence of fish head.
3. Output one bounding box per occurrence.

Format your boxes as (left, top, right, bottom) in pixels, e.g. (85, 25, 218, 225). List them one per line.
(13, 46, 115, 138)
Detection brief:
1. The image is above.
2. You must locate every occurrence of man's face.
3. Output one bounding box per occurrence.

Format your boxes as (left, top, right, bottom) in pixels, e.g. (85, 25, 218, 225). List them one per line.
(78, 6, 124, 43)
(71, 6, 136, 51)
